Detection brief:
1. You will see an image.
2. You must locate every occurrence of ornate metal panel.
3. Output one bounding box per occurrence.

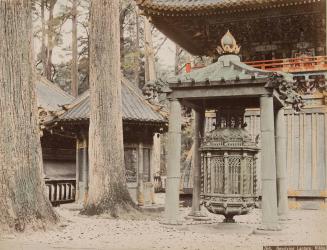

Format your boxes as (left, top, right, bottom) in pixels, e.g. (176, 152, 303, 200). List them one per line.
(201, 106, 260, 222)
(210, 155, 224, 194)
(244, 156, 254, 195)
(228, 156, 241, 194)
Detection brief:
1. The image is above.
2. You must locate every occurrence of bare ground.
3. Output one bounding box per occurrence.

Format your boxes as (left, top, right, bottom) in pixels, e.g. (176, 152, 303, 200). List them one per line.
(0, 194, 326, 250)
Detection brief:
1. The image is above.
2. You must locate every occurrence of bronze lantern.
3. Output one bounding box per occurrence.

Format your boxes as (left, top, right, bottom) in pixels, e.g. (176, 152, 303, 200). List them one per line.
(201, 107, 259, 222)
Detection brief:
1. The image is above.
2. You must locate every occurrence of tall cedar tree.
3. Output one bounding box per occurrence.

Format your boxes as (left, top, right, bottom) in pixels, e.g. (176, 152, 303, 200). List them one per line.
(83, 0, 135, 216)
(0, 0, 57, 232)
(71, 0, 78, 97)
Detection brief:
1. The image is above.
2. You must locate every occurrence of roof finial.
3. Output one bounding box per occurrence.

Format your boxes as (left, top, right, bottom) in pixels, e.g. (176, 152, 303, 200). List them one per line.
(217, 30, 241, 55)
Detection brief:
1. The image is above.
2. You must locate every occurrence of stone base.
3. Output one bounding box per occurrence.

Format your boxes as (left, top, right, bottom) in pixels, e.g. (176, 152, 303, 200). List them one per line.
(278, 214, 289, 222)
(223, 217, 236, 223)
(185, 210, 211, 221)
(185, 215, 211, 222)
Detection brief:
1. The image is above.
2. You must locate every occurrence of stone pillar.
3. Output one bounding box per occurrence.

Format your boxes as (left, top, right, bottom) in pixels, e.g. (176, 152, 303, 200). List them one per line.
(259, 95, 280, 230)
(137, 142, 144, 206)
(164, 99, 182, 225)
(190, 110, 206, 218)
(275, 108, 289, 219)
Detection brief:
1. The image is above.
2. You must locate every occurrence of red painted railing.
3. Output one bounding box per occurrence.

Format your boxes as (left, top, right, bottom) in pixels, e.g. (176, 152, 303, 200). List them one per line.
(185, 56, 327, 74)
(245, 56, 327, 73)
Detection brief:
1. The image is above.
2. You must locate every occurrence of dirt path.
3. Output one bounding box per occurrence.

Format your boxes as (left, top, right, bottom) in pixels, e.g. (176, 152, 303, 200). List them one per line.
(0, 201, 326, 250)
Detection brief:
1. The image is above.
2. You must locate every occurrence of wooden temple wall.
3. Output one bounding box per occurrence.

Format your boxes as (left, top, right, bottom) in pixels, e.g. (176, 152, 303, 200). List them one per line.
(205, 106, 327, 208)
(41, 127, 158, 206)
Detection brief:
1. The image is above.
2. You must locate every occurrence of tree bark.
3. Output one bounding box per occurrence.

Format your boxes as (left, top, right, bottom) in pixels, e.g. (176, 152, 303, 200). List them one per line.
(175, 44, 181, 75)
(134, 10, 140, 87)
(119, 6, 126, 68)
(84, 0, 135, 216)
(144, 17, 156, 83)
(41, 0, 47, 75)
(0, 0, 57, 233)
(45, 0, 56, 81)
(71, 0, 78, 97)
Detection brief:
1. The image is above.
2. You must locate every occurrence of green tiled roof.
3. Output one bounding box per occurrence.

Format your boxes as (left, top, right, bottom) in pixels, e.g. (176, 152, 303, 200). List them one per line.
(167, 54, 292, 85)
(36, 76, 74, 111)
(58, 78, 166, 124)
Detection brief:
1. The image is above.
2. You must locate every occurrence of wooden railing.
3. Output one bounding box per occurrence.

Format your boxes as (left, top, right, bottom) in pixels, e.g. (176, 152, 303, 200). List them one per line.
(245, 55, 327, 73)
(185, 56, 327, 74)
(45, 179, 76, 206)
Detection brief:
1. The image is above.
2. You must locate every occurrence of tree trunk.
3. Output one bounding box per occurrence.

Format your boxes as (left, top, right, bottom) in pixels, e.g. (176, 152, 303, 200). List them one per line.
(119, 9, 125, 68)
(45, 0, 56, 81)
(41, 0, 47, 75)
(175, 44, 181, 75)
(144, 17, 156, 83)
(0, 0, 57, 233)
(134, 10, 140, 87)
(71, 0, 78, 97)
(143, 17, 160, 205)
(84, 0, 135, 216)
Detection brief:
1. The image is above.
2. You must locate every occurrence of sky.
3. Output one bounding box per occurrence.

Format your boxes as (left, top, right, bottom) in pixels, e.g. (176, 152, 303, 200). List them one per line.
(33, 0, 176, 72)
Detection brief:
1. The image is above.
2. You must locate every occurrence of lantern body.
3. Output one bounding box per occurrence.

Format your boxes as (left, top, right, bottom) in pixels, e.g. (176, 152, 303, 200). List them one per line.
(201, 108, 259, 222)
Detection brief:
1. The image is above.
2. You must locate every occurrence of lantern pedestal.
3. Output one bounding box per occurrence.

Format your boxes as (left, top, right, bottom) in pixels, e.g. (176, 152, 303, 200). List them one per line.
(186, 209, 211, 221)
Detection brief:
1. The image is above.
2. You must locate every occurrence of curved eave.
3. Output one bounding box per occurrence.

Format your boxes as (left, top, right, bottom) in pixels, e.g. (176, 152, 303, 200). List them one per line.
(137, 0, 320, 17)
(51, 117, 167, 127)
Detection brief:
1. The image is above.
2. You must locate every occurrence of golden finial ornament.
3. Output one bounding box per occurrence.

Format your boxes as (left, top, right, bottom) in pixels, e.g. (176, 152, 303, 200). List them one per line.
(216, 30, 241, 55)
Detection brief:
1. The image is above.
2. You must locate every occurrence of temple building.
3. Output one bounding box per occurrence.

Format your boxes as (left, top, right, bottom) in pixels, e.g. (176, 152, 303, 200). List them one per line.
(136, 0, 327, 212)
(37, 76, 167, 206)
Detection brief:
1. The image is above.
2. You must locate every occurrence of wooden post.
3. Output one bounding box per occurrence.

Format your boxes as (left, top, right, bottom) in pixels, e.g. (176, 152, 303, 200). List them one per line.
(137, 142, 144, 206)
(275, 108, 289, 219)
(163, 99, 182, 225)
(82, 134, 88, 204)
(258, 95, 280, 231)
(75, 137, 80, 201)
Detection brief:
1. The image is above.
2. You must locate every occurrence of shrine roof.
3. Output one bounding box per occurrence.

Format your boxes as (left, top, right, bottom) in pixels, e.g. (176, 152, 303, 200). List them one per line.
(36, 76, 74, 111)
(58, 78, 166, 124)
(167, 54, 292, 86)
(137, 0, 313, 15)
